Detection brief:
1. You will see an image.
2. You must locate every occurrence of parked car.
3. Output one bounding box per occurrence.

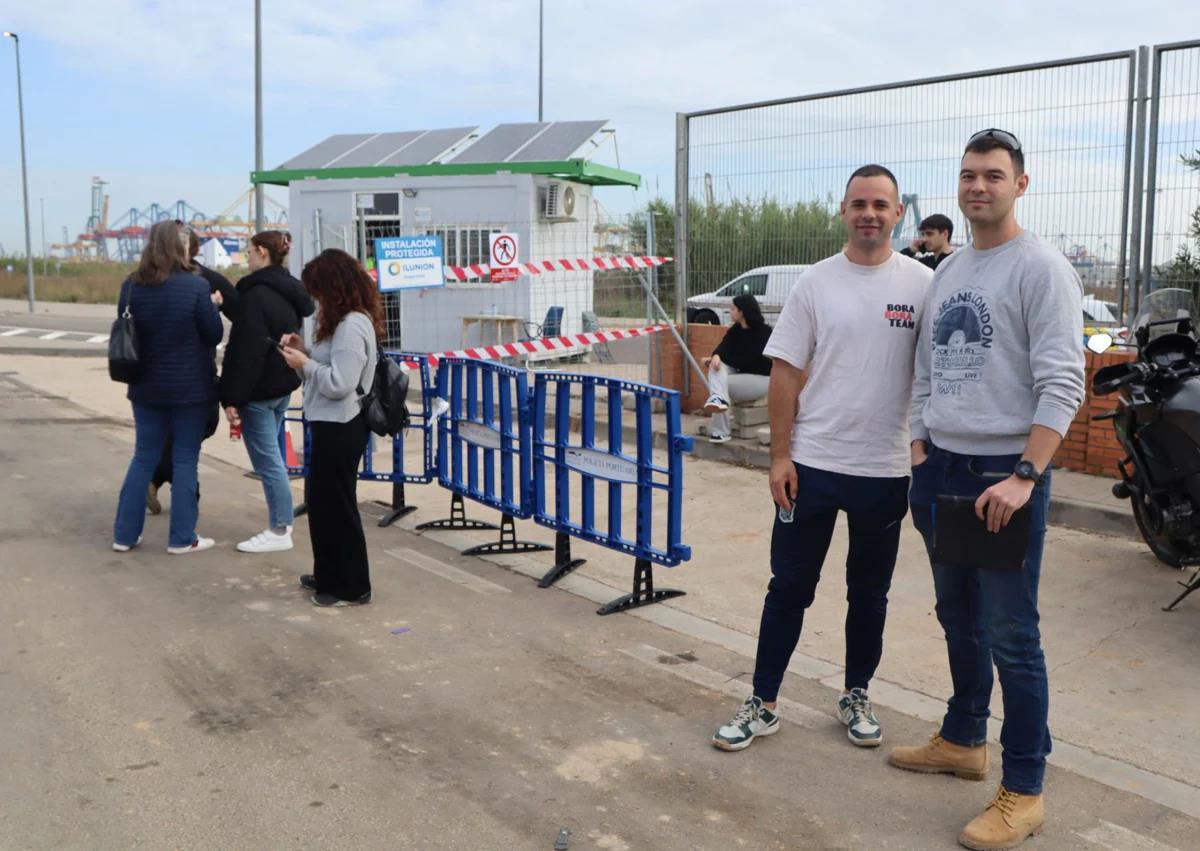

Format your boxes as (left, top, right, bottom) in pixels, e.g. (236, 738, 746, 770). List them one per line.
(686, 265, 812, 325)
(1082, 294, 1128, 343)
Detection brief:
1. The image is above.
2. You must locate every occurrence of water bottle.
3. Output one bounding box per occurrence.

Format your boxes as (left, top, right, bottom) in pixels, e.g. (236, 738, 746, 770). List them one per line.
(777, 502, 795, 524)
(229, 420, 242, 441)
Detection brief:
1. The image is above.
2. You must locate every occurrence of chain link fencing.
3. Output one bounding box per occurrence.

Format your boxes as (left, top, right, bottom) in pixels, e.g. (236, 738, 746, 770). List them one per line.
(677, 50, 1138, 327)
(1146, 40, 1200, 300)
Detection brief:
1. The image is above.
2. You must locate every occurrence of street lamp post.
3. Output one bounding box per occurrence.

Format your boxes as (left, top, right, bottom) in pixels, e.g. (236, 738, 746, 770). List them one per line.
(537, 0, 543, 121)
(3, 31, 35, 312)
(253, 0, 263, 233)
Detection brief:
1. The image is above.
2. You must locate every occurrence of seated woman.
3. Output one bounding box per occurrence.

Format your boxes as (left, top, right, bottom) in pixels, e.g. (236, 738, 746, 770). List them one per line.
(702, 293, 773, 443)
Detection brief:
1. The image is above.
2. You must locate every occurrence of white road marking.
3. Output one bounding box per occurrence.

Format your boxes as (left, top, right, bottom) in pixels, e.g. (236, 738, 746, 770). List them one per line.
(0, 328, 30, 336)
(619, 643, 830, 730)
(38, 331, 68, 340)
(1074, 820, 1180, 850)
(86, 334, 109, 343)
(385, 548, 511, 595)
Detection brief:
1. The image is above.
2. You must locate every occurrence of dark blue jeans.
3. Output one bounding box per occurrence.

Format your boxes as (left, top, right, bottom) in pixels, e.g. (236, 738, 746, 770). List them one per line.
(909, 444, 1052, 795)
(753, 463, 910, 702)
(114, 402, 210, 548)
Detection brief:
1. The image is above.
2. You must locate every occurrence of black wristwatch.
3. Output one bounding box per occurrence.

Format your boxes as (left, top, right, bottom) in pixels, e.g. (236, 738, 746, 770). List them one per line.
(1014, 460, 1040, 482)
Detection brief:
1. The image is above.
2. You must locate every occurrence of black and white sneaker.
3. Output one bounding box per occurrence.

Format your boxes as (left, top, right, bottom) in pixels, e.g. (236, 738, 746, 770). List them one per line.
(837, 688, 882, 747)
(712, 695, 780, 751)
(703, 394, 730, 413)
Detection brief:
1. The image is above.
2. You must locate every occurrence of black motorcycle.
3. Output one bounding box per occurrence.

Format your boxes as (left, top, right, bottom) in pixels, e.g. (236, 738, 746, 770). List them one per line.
(1089, 287, 1200, 611)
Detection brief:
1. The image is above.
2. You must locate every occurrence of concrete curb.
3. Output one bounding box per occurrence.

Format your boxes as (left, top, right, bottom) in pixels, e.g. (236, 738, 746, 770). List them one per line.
(0, 345, 107, 358)
(1048, 495, 1138, 539)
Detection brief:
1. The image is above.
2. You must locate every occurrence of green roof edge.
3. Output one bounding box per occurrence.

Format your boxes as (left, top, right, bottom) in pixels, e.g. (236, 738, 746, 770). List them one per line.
(251, 159, 641, 188)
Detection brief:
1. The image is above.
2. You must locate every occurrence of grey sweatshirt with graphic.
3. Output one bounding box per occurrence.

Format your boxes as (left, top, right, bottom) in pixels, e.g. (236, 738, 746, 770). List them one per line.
(909, 230, 1085, 455)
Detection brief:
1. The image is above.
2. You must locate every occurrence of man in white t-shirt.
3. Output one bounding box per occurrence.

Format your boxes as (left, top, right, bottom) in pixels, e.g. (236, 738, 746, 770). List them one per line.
(712, 164, 933, 753)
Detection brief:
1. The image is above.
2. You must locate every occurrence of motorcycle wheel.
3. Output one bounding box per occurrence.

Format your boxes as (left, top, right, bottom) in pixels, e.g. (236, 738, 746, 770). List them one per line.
(1130, 486, 1186, 568)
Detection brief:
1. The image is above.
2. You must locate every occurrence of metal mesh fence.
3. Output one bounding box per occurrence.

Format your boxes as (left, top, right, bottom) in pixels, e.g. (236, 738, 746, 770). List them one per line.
(1146, 41, 1200, 298)
(297, 208, 673, 385)
(679, 51, 1136, 318)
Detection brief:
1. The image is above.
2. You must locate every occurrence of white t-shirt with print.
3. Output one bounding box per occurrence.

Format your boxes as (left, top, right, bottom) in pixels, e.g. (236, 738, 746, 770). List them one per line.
(763, 251, 932, 478)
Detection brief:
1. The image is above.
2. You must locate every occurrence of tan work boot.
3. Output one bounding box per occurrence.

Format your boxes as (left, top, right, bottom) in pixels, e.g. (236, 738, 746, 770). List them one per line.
(958, 786, 1044, 850)
(146, 483, 162, 515)
(888, 732, 989, 780)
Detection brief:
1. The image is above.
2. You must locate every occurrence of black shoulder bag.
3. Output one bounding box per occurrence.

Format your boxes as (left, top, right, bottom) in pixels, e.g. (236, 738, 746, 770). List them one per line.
(108, 279, 141, 384)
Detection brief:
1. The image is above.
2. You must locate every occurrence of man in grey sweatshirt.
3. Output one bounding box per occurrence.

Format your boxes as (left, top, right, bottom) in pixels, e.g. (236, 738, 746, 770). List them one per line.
(889, 129, 1084, 851)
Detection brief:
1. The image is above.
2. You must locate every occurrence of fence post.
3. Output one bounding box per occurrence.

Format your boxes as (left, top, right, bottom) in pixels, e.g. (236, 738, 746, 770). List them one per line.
(1141, 45, 1165, 297)
(1128, 45, 1151, 314)
(674, 112, 690, 397)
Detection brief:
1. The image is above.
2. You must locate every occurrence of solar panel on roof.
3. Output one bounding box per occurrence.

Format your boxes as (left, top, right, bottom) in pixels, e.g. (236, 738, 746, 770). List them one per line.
(277, 133, 375, 170)
(379, 127, 477, 165)
(276, 122, 608, 171)
(451, 123, 548, 163)
(342, 131, 424, 167)
(509, 120, 608, 161)
(276, 127, 480, 170)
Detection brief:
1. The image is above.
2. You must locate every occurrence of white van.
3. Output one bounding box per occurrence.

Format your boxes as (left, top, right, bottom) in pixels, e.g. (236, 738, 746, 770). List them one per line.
(685, 264, 812, 325)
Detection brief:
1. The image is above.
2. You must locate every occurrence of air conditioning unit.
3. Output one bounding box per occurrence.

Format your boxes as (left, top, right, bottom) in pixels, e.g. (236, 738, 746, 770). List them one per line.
(541, 181, 577, 220)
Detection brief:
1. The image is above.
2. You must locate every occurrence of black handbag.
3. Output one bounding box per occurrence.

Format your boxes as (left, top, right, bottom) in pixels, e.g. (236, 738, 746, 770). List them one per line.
(108, 279, 141, 384)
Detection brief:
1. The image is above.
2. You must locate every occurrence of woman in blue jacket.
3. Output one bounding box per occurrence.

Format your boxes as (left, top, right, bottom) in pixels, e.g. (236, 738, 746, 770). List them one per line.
(112, 220, 225, 554)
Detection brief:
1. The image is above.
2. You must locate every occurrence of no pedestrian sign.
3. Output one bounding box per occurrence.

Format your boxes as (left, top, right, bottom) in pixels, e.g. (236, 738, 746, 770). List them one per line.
(490, 233, 519, 283)
(375, 235, 445, 291)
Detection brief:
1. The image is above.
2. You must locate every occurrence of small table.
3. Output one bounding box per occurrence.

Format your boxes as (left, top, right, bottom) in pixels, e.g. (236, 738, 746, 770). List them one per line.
(460, 314, 526, 348)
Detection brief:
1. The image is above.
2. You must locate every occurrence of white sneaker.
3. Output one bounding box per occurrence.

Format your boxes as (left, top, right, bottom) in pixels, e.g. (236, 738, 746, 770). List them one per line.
(712, 695, 781, 751)
(167, 537, 215, 555)
(237, 529, 294, 553)
(112, 535, 143, 552)
(709, 433, 731, 444)
(704, 394, 729, 413)
(432, 397, 451, 418)
(837, 687, 882, 747)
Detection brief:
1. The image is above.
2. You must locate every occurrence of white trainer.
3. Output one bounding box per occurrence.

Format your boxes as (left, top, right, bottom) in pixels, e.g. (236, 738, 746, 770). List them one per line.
(112, 536, 143, 552)
(167, 537, 216, 555)
(237, 529, 294, 553)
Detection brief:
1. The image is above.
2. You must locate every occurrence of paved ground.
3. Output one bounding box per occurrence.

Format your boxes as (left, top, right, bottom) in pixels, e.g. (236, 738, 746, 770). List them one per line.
(2, 369, 1198, 850)
(3, 298, 1200, 848)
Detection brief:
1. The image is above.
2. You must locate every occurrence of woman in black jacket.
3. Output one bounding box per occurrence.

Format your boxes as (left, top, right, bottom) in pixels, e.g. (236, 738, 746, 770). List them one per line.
(219, 230, 315, 553)
(702, 293, 773, 443)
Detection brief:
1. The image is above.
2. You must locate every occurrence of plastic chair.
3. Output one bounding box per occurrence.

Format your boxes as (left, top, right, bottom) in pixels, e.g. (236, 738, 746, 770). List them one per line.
(524, 305, 564, 340)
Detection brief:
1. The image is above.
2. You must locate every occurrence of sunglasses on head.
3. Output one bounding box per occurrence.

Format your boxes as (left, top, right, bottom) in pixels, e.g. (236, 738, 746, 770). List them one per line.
(967, 128, 1022, 152)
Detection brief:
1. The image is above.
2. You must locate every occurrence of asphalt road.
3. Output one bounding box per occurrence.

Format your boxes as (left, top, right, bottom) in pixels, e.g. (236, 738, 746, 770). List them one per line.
(2, 373, 1198, 849)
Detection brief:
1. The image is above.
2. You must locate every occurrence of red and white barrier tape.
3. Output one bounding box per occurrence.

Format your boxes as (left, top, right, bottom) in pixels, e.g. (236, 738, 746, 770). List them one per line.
(444, 255, 673, 282)
(407, 323, 668, 367)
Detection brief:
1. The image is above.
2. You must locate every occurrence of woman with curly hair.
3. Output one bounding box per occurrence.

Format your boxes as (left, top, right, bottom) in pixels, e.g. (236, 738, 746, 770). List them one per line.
(279, 249, 382, 606)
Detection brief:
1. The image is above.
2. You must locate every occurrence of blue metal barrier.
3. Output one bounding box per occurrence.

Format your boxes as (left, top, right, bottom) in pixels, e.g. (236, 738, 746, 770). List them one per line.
(282, 351, 437, 526)
(282, 404, 311, 516)
(358, 352, 437, 526)
(532, 372, 693, 615)
(417, 357, 550, 557)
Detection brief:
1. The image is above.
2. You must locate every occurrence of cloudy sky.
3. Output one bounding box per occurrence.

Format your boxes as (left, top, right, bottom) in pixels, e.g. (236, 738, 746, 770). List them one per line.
(0, 1, 1197, 255)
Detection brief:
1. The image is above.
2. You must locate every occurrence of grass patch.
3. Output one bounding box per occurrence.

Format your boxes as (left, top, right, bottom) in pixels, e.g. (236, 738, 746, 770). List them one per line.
(0, 259, 249, 304)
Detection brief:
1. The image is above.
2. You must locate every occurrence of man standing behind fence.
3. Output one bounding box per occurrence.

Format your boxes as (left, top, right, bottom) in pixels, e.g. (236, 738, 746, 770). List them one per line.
(890, 129, 1084, 850)
(711, 165, 932, 752)
(900, 213, 956, 270)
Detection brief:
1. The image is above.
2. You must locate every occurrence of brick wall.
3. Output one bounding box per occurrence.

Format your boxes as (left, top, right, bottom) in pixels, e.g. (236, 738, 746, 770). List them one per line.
(651, 323, 727, 413)
(655, 325, 1134, 478)
(1066, 349, 1137, 478)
